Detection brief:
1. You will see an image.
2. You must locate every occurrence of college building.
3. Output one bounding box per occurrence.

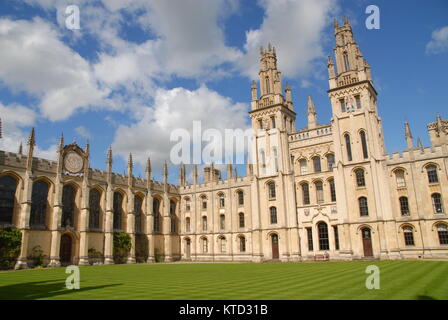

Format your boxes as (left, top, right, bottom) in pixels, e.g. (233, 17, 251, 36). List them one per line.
(1, 18, 447, 268)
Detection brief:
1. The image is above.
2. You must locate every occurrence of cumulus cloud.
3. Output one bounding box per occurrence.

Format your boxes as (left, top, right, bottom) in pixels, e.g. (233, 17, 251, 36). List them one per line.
(426, 26, 448, 54)
(237, 0, 337, 79)
(0, 17, 110, 121)
(0, 103, 36, 152)
(112, 86, 249, 173)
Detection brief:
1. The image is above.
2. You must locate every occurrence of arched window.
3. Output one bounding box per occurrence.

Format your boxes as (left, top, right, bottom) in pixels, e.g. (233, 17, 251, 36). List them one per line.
(426, 165, 439, 183)
(265, 77, 270, 94)
(299, 159, 308, 175)
(313, 156, 321, 173)
(317, 222, 330, 250)
(220, 236, 226, 253)
(202, 216, 207, 231)
(153, 198, 161, 232)
(218, 193, 225, 208)
(260, 149, 266, 174)
(326, 154, 335, 171)
(170, 200, 176, 233)
(239, 236, 246, 252)
(345, 134, 352, 161)
(88, 188, 101, 230)
(329, 179, 336, 202)
(201, 195, 207, 210)
(395, 170, 406, 188)
(268, 182, 276, 199)
(437, 224, 448, 245)
(239, 212, 245, 228)
(237, 191, 244, 206)
(185, 198, 191, 211)
(403, 226, 415, 246)
(0, 176, 17, 225)
(399, 196, 410, 216)
(62, 184, 76, 228)
(202, 237, 208, 253)
(113, 191, 123, 230)
(219, 214, 225, 231)
(360, 131, 368, 159)
(432, 193, 444, 214)
(343, 52, 350, 71)
(30, 180, 49, 228)
(302, 183, 310, 205)
(272, 147, 279, 172)
(359, 197, 369, 216)
(270, 207, 277, 224)
(355, 168, 366, 187)
(185, 217, 191, 233)
(134, 195, 143, 234)
(315, 181, 324, 204)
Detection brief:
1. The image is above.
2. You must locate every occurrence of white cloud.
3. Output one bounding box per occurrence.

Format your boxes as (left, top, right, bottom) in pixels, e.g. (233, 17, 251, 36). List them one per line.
(0, 103, 36, 153)
(74, 126, 92, 140)
(426, 26, 448, 54)
(112, 86, 249, 172)
(237, 0, 337, 79)
(0, 17, 110, 121)
(0, 102, 58, 159)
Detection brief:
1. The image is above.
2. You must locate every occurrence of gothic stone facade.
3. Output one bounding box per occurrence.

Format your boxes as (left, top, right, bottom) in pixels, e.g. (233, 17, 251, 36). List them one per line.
(1, 19, 448, 268)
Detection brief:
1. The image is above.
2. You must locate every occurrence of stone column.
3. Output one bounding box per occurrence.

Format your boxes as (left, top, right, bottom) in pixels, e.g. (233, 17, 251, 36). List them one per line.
(48, 181, 63, 267)
(146, 195, 155, 263)
(15, 172, 33, 269)
(104, 185, 114, 264)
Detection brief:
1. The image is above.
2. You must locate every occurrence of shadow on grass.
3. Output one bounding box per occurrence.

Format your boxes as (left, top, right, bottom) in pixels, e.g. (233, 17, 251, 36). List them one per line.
(0, 280, 122, 300)
(416, 295, 437, 300)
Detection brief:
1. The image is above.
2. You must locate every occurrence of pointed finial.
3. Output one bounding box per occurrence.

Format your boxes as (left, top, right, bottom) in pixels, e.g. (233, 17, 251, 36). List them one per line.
(259, 46, 264, 55)
(334, 18, 339, 29)
(404, 121, 412, 138)
(28, 128, 36, 146)
(85, 140, 90, 155)
(268, 43, 272, 52)
(251, 80, 257, 88)
(163, 161, 168, 178)
(128, 153, 133, 168)
(146, 157, 151, 173)
(327, 55, 334, 65)
(417, 137, 423, 150)
(58, 132, 64, 150)
(107, 145, 113, 166)
(18, 142, 23, 155)
(344, 16, 350, 26)
(307, 96, 316, 114)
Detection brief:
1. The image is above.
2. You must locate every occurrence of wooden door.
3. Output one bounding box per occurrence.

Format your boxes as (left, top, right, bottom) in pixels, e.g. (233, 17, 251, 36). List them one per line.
(271, 234, 279, 259)
(362, 228, 373, 257)
(60, 234, 72, 265)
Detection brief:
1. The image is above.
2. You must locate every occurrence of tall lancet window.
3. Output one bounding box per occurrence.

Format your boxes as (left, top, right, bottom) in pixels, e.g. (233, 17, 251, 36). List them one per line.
(265, 77, 270, 94)
(343, 52, 350, 72)
(360, 131, 369, 159)
(344, 134, 353, 161)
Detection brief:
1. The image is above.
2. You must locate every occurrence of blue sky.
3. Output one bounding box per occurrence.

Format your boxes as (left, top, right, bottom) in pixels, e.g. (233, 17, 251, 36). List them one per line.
(0, 0, 447, 183)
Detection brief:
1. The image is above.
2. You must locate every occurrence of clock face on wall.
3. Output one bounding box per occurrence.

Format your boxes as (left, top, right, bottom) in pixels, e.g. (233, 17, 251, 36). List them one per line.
(64, 151, 84, 174)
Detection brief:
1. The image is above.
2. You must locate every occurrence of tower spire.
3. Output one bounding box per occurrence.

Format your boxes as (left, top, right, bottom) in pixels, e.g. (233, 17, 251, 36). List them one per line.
(307, 96, 318, 129)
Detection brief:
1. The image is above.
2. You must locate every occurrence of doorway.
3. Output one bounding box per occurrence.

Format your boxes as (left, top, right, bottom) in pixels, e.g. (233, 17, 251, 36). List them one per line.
(271, 234, 279, 260)
(60, 234, 73, 265)
(361, 228, 373, 257)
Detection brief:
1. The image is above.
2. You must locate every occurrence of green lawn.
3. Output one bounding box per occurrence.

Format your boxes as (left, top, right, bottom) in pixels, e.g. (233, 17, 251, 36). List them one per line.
(0, 260, 447, 300)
